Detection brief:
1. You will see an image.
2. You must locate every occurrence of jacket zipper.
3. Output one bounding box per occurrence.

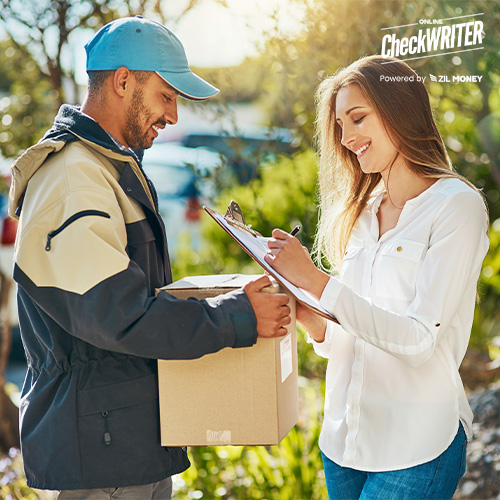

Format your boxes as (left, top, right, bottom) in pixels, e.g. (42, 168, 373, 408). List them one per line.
(101, 411, 111, 445)
(45, 210, 110, 251)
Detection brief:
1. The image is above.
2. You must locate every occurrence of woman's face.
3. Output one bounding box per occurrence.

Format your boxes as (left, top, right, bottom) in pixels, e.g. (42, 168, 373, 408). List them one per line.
(335, 84, 400, 176)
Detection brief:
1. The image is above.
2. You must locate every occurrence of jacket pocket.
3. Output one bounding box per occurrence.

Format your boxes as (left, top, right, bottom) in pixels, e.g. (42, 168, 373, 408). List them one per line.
(125, 220, 155, 247)
(125, 220, 160, 291)
(45, 210, 110, 251)
(373, 239, 426, 300)
(76, 374, 164, 485)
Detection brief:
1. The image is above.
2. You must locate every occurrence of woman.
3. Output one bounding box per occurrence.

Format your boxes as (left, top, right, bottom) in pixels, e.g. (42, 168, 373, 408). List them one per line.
(265, 55, 489, 499)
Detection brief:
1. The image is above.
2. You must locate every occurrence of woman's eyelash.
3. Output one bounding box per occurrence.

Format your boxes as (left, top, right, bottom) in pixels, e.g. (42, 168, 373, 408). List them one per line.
(353, 116, 366, 124)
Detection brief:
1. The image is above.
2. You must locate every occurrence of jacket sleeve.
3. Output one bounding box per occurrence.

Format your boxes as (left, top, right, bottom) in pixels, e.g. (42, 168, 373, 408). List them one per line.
(13, 146, 257, 360)
(319, 189, 489, 368)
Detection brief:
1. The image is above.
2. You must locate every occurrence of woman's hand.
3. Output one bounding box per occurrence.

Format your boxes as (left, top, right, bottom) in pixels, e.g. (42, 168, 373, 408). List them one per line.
(264, 228, 330, 299)
(296, 303, 327, 343)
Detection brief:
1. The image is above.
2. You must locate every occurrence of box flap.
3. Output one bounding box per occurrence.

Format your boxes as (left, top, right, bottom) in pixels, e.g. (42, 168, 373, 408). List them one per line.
(162, 274, 263, 291)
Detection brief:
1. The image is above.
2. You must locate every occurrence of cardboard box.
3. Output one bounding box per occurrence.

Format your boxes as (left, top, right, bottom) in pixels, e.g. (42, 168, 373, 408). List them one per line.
(156, 274, 298, 446)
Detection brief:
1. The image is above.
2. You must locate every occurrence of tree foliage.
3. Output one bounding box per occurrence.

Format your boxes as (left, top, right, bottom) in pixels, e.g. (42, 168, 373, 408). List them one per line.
(0, 38, 58, 158)
(199, 0, 500, 216)
(0, 0, 220, 157)
(473, 217, 500, 352)
(0, 0, 208, 105)
(171, 150, 319, 280)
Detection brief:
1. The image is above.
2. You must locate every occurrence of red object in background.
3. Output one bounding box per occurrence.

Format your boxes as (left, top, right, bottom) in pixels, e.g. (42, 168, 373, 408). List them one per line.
(1, 216, 17, 245)
(1, 173, 17, 245)
(185, 197, 202, 222)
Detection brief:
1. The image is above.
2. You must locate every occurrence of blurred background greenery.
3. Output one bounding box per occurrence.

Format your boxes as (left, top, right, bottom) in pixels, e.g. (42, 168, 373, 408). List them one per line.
(0, 0, 499, 498)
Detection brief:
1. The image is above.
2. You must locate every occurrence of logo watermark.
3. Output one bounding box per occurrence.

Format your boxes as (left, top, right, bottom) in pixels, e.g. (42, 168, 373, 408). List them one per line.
(429, 74, 483, 83)
(380, 13, 485, 64)
(379, 74, 427, 83)
(378, 73, 483, 84)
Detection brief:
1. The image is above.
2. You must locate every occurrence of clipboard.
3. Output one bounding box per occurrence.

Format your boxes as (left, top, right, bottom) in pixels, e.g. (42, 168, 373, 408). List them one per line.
(204, 201, 338, 323)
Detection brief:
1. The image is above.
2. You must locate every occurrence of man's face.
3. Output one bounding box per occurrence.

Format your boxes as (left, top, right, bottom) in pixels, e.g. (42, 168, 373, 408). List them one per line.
(124, 72, 179, 150)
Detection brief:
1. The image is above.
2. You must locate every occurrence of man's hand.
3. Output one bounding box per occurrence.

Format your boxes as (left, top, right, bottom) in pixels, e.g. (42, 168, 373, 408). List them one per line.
(243, 275, 291, 338)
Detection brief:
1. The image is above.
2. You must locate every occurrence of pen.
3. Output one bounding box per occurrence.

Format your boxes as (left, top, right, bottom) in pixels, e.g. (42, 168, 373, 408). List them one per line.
(290, 225, 301, 237)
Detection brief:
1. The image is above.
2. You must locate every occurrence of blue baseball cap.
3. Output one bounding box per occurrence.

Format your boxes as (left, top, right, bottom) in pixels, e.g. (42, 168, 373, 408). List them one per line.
(85, 16, 219, 101)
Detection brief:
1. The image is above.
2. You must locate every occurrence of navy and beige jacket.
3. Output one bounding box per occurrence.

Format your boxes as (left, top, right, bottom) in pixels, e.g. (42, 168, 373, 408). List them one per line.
(9, 105, 258, 490)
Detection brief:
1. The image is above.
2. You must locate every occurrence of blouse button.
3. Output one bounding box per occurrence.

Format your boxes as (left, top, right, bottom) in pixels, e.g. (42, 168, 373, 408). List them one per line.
(396, 246, 403, 252)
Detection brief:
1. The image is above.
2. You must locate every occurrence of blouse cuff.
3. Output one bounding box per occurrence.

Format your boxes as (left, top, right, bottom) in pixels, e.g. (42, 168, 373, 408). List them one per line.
(307, 320, 334, 358)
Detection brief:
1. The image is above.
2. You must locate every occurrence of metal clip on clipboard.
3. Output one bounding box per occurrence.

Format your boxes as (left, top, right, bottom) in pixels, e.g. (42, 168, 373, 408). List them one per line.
(203, 200, 338, 323)
(225, 200, 262, 238)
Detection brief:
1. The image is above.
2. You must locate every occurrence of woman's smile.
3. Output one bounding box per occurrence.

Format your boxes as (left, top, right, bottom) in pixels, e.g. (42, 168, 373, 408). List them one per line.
(336, 84, 403, 177)
(355, 142, 371, 157)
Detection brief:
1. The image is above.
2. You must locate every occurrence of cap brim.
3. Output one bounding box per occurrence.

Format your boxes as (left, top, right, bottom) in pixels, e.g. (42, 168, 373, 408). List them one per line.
(156, 70, 219, 101)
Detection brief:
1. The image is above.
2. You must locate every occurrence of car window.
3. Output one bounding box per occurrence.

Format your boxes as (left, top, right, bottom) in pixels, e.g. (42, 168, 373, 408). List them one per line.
(142, 163, 195, 197)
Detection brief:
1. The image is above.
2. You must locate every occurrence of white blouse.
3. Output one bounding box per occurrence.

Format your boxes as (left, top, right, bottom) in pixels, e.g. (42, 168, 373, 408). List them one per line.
(312, 178, 489, 472)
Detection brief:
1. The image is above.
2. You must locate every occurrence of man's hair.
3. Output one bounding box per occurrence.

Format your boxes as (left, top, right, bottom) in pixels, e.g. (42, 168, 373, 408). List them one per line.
(86, 70, 153, 98)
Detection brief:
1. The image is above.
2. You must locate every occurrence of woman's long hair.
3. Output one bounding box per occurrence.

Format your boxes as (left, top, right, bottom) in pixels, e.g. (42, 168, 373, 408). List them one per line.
(314, 55, 478, 270)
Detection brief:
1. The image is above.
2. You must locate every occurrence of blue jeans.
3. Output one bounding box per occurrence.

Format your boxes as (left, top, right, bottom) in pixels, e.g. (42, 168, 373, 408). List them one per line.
(321, 424, 467, 500)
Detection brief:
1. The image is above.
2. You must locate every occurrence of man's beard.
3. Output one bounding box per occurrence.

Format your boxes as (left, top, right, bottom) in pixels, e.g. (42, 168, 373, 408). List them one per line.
(124, 86, 153, 150)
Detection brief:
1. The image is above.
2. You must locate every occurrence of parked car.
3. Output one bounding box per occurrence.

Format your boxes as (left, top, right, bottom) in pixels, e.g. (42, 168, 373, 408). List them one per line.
(180, 126, 298, 183)
(141, 142, 222, 253)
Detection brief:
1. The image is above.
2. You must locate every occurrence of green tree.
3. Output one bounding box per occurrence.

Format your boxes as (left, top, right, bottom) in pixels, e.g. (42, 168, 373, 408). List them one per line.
(0, 38, 58, 158)
(0, 0, 209, 105)
(473, 217, 500, 351)
(235, 0, 500, 213)
(0, 0, 225, 157)
(171, 149, 319, 280)
(397, 0, 500, 218)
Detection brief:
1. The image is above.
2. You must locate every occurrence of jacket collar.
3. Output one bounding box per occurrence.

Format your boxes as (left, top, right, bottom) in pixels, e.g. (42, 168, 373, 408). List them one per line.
(45, 105, 144, 162)
(9, 105, 152, 218)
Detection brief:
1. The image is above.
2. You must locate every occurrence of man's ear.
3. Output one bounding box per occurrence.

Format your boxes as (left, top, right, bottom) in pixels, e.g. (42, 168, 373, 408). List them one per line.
(113, 67, 132, 97)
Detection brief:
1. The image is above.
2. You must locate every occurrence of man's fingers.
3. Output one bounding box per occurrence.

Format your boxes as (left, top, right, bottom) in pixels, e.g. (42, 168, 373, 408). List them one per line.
(280, 314, 292, 326)
(280, 304, 291, 318)
(243, 276, 293, 339)
(261, 300, 292, 337)
(243, 274, 272, 293)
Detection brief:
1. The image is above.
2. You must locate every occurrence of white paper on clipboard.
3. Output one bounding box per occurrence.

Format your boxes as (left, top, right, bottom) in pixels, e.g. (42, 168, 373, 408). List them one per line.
(203, 204, 338, 323)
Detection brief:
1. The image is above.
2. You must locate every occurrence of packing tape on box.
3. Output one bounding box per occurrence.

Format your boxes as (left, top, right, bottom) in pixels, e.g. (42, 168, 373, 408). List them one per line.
(206, 430, 232, 445)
